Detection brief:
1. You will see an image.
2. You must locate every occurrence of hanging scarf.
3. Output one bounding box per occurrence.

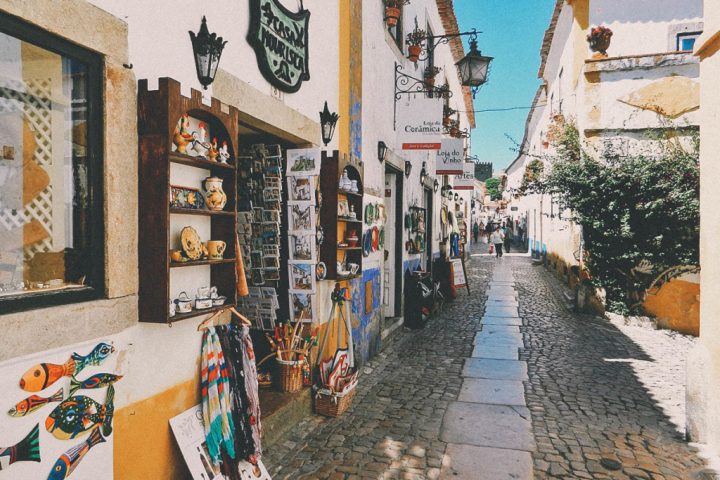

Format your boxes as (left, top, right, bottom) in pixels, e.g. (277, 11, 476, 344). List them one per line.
(239, 325, 262, 461)
(217, 325, 256, 463)
(201, 327, 236, 465)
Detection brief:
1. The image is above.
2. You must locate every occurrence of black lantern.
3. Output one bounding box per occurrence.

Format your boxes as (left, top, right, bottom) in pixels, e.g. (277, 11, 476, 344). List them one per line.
(420, 162, 427, 185)
(459, 197, 465, 206)
(378, 141, 388, 162)
(404, 160, 412, 178)
(454, 193, 459, 201)
(434, 179, 439, 193)
(456, 36, 493, 98)
(445, 188, 453, 199)
(320, 101, 340, 146)
(189, 16, 228, 90)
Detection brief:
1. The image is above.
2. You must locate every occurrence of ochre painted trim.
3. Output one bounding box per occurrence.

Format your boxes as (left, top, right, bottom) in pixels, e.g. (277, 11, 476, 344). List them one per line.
(571, 0, 589, 89)
(114, 378, 199, 479)
(338, 0, 351, 154)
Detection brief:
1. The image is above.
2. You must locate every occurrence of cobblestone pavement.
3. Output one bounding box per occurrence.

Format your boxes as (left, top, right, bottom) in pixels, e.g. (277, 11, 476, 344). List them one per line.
(264, 256, 708, 479)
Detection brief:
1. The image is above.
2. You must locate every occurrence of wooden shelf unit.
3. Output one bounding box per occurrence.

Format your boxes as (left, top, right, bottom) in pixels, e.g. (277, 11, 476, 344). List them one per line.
(138, 77, 239, 323)
(319, 151, 365, 280)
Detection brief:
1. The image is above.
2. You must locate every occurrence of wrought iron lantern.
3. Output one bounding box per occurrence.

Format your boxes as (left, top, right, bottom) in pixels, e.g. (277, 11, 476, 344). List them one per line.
(319, 101, 340, 146)
(434, 179, 439, 193)
(404, 160, 412, 178)
(456, 34, 493, 98)
(189, 16, 228, 90)
(420, 162, 428, 185)
(454, 193, 459, 201)
(378, 141, 388, 162)
(459, 197, 465, 206)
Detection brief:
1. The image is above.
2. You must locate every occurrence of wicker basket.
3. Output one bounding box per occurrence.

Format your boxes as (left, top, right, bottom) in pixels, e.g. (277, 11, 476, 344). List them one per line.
(314, 386, 356, 417)
(276, 357, 303, 393)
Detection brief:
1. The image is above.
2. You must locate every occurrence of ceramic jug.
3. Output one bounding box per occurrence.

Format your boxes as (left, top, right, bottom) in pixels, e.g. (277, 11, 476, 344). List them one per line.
(203, 176, 227, 211)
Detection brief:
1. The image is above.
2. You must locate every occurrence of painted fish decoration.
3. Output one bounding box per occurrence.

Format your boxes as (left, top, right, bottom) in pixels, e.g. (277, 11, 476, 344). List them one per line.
(47, 427, 105, 480)
(0, 424, 41, 470)
(45, 385, 115, 440)
(20, 342, 114, 392)
(8, 388, 64, 417)
(69, 374, 123, 395)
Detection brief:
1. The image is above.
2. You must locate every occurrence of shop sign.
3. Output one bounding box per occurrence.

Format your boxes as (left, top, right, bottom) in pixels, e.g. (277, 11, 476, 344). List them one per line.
(247, 0, 310, 93)
(397, 97, 443, 150)
(435, 139, 465, 174)
(453, 162, 475, 190)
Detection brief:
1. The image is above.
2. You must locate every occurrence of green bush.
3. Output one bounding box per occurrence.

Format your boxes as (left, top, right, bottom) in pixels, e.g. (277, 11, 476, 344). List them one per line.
(485, 177, 502, 201)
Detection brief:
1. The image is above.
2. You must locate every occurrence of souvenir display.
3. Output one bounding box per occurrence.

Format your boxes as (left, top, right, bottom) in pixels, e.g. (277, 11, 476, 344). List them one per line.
(47, 427, 105, 480)
(8, 389, 63, 417)
(69, 374, 123, 395)
(181, 226, 203, 261)
(45, 385, 115, 440)
(170, 185, 205, 210)
(202, 176, 227, 211)
(289, 263, 316, 292)
(172, 113, 194, 154)
(286, 148, 321, 176)
(175, 292, 193, 313)
(19, 343, 114, 392)
(0, 424, 41, 469)
(371, 226, 380, 252)
(206, 240, 226, 260)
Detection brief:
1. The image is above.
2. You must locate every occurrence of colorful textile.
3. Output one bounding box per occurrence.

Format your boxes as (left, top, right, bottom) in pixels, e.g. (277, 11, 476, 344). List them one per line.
(201, 327, 236, 465)
(240, 325, 262, 460)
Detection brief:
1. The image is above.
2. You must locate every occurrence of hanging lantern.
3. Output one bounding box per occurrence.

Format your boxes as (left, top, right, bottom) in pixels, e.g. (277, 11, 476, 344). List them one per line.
(378, 141, 388, 162)
(420, 162, 427, 185)
(404, 160, 412, 178)
(319, 101, 340, 146)
(434, 179, 439, 193)
(456, 37, 493, 98)
(189, 16, 228, 90)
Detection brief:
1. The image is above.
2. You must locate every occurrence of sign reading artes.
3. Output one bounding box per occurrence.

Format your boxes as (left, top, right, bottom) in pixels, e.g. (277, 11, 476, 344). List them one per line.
(248, 0, 311, 93)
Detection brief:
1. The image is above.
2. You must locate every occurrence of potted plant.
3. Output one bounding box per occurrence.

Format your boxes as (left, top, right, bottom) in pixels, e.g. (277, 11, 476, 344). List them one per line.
(406, 28, 427, 63)
(384, 0, 410, 28)
(424, 65, 441, 87)
(443, 104, 456, 127)
(587, 25, 613, 57)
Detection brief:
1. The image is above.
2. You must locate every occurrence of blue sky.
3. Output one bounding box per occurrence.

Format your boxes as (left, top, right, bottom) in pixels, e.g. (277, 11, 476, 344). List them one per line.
(455, 0, 556, 171)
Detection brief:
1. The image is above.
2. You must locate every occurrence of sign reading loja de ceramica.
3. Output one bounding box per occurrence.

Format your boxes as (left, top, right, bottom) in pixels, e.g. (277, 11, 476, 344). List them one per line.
(248, 0, 310, 93)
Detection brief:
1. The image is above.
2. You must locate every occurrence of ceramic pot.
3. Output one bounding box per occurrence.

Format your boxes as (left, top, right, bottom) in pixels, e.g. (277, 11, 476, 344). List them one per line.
(175, 292, 192, 313)
(347, 230, 359, 247)
(408, 45, 422, 63)
(207, 240, 226, 260)
(384, 6, 400, 27)
(203, 176, 227, 211)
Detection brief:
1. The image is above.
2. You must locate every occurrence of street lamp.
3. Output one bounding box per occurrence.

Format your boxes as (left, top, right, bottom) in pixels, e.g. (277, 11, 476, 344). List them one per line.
(189, 16, 228, 90)
(378, 141, 388, 163)
(434, 179, 439, 193)
(319, 101, 339, 146)
(456, 34, 493, 98)
(420, 162, 428, 185)
(404, 160, 412, 178)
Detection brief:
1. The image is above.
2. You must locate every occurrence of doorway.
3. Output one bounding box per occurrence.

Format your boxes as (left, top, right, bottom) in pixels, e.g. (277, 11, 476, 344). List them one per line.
(383, 167, 404, 318)
(424, 187, 433, 271)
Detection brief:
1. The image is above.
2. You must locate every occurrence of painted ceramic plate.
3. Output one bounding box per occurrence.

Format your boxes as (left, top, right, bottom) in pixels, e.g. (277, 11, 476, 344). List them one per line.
(316, 262, 327, 280)
(363, 230, 372, 257)
(180, 226, 203, 260)
(365, 204, 375, 225)
(379, 227, 385, 249)
(371, 226, 379, 252)
(170, 185, 205, 210)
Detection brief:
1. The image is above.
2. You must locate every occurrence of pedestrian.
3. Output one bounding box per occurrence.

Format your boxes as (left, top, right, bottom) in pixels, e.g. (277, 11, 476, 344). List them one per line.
(490, 226, 505, 258)
(473, 222, 479, 244)
(504, 222, 513, 253)
(478, 222, 486, 243)
(485, 221, 493, 242)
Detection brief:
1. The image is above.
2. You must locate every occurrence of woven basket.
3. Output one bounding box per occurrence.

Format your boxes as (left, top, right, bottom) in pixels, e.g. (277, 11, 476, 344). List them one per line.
(314, 386, 356, 417)
(276, 358, 303, 393)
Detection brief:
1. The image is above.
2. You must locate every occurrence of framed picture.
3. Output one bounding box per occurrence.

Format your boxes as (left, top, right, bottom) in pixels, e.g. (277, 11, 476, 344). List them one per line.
(251, 268, 265, 286)
(289, 292, 316, 323)
(264, 199, 281, 212)
(337, 199, 349, 217)
(261, 222, 280, 245)
(286, 148, 321, 176)
(262, 210, 280, 223)
(265, 268, 281, 281)
(288, 176, 315, 203)
(263, 255, 280, 269)
(263, 188, 281, 202)
(289, 262, 316, 292)
(289, 233, 316, 261)
(288, 202, 316, 232)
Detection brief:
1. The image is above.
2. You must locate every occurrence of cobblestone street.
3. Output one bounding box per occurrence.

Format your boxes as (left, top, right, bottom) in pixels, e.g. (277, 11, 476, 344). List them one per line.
(265, 256, 708, 479)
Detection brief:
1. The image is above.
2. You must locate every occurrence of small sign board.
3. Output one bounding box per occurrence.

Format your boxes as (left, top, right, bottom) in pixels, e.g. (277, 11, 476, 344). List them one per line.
(397, 96, 443, 149)
(453, 162, 475, 190)
(449, 258, 469, 293)
(436, 139, 465, 175)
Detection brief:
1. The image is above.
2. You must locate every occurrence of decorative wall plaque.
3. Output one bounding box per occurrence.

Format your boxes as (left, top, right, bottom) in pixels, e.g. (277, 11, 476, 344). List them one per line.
(247, 0, 311, 93)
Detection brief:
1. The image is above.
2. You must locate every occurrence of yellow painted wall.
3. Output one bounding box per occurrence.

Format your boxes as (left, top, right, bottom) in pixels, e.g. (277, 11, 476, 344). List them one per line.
(114, 378, 199, 480)
(643, 279, 700, 336)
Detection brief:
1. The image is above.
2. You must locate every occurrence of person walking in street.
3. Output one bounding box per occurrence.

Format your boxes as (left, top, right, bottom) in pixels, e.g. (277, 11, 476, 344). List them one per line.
(504, 222, 513, 253)
(485, 221, 494, 243)
(490, 225, 505, 258)
(473, 221, 480, 244)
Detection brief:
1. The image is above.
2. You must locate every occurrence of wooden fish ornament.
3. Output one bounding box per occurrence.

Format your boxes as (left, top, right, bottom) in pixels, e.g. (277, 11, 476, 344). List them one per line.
(0, 424, 41, 470)
(20, 342, 114, 392)
(47, 427, 105, 480)
(69, 374, 123, 395)
(45, 385, 114, 440)
(8, 389, 63, 417)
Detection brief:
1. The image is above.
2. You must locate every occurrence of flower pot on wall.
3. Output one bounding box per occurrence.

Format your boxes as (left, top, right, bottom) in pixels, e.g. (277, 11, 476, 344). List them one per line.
(408, 45, 422, 63)
(385, 7, 400, 27)
(587, 26, 613, 58)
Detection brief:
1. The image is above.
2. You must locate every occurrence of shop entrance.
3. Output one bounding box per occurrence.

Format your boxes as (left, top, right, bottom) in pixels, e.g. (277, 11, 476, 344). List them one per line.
(423, 187, 433, 271)
(383, 167, 403, 318)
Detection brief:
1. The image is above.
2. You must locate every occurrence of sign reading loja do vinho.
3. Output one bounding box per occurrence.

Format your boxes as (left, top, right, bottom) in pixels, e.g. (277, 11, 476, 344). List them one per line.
(435, 139, 465, 175)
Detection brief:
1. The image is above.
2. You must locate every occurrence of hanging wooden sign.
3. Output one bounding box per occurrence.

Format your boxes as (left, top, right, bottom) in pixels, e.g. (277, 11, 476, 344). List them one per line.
(247, 0, 311, 93)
